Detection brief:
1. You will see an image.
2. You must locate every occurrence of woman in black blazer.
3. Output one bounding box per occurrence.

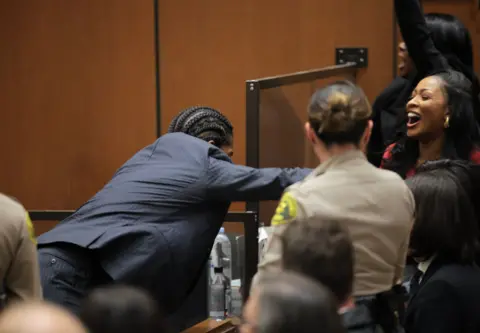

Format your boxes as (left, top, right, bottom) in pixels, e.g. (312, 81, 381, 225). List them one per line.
(368, 0, 479, 167)
(404, 160, 480, 333)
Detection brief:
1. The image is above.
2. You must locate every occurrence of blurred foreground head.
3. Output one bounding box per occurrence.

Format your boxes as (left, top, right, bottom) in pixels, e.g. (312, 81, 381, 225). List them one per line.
(0, 301, 87, 333)
(241, 271, 345, 333)
(79, 285, 168, 333)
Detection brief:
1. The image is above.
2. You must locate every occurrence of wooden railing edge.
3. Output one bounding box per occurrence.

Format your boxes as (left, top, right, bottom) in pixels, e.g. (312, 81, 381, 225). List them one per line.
(181, 318, 237, 333)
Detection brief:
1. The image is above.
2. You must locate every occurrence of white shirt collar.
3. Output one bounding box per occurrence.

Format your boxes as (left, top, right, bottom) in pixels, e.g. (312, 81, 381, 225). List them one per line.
(417, 255, 436, 275)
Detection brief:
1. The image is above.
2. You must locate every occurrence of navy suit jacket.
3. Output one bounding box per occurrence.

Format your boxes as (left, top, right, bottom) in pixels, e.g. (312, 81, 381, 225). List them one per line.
(38, 133, 310, 313)
(405, 256, 480, 333)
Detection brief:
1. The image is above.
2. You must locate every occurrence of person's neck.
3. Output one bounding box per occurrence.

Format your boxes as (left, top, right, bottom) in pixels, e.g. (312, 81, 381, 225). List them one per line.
(417, 135, 444, 166)
(314, 144, 358, 163)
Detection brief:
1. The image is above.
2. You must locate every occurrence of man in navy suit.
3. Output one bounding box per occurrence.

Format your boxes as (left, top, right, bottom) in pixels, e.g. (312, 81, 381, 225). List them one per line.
(37, 106, 310, 320)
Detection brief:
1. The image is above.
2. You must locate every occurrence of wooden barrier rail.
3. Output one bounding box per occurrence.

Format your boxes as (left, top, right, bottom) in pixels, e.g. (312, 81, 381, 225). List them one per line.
(182, 319, 237, 333)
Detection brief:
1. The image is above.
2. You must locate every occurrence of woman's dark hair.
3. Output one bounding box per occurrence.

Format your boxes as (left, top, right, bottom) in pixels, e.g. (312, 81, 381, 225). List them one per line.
(167, 106, 233, 147)
(384, 70, 480, 178)
(255, 271, 345, 333)
(424, 13, 480, 124)
(308, 80, 371, 146)
(417, 159, 477, 195)
(406, 160, 479, 263)
(79, 285, 169, 333)
(425, 13, 473, 70)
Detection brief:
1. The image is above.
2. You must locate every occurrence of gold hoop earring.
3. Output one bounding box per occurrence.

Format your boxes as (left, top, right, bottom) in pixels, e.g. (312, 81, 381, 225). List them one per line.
(444, 116, 450, 129)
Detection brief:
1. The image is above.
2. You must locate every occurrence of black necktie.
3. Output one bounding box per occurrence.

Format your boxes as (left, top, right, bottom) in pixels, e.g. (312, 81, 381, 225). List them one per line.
(409, 269, 423, 296)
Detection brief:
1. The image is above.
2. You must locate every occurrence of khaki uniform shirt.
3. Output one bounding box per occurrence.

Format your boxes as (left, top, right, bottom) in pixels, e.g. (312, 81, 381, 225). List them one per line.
(255, 151, 415, 296)
(0, 193, 42, 301)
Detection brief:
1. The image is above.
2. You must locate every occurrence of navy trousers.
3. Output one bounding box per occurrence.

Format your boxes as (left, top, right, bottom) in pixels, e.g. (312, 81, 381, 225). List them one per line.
(38, 244, 110, 315)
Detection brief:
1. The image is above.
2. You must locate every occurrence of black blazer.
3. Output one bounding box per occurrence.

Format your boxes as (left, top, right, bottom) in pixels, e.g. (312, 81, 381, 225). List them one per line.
(37, 133, 310, 314)
(368, 75, 411, 167)
(405, 256, 480, 333)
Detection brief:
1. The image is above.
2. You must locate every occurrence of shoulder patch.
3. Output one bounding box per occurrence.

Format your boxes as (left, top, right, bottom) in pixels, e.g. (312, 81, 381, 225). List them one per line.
(271, 192, 297, 226)
(25, 212, 37, 245)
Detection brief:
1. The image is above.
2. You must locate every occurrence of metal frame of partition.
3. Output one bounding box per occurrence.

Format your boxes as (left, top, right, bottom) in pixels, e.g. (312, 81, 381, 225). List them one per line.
(29, 210, 259, 300)
(245, 62, 359, 212)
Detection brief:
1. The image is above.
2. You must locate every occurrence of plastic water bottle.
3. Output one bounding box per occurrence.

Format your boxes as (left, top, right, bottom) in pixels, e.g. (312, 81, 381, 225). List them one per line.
(209, 243, 228, 320)
(210, 229, 232, 281)
(216, 228, 232, 281)
(258, 226, 269, 262)
(209, 228, 232, 317)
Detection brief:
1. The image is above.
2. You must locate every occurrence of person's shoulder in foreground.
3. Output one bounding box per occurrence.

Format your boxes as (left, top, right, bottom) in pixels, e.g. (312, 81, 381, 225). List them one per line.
(0, 193, 42, 301)
(0, 301, 87, 333)
(0, 193, 27, 224)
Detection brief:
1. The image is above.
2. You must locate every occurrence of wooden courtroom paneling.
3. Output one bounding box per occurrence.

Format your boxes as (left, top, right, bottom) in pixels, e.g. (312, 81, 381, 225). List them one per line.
(0, 0, 157, 221)
(158, 0, 395, 216)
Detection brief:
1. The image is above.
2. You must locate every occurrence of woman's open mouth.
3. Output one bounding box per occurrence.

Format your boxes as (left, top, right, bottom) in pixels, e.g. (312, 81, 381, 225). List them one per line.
(407, 112, 421, 128)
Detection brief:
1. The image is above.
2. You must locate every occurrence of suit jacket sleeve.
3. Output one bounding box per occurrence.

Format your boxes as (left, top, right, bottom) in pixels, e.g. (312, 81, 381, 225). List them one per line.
(205, 157, 311, 202)
(5, 212, 42, 301)
(407, 280, 462, 333)
(395, 0, 448, 76)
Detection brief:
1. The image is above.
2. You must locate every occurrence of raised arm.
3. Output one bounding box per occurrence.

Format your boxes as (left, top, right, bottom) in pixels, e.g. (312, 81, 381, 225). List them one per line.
(395, 0, 448, 76)
(205, 158, 311, 202)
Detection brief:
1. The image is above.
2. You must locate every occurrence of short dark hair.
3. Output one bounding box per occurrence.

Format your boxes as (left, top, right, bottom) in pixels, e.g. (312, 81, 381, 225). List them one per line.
(417, 159, 476, 195)
(308, 80, 371, 147)
(167, 106, 233, 147)
(79, 285, 168, 333)
(255, 271, 345, 333)
(406, 161, 479, 263)
(281, 219, 354, 304)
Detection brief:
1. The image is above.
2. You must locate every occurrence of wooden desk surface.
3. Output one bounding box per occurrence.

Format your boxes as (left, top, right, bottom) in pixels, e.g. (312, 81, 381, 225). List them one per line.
(181, 318, 236, 333)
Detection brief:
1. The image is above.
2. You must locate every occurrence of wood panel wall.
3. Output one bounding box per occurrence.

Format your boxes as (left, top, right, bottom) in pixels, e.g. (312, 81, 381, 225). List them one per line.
(0, 1, 157, 233)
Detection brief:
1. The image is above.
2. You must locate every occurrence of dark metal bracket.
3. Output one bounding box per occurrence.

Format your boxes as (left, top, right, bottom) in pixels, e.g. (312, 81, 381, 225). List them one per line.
(335, 47, 368, 68)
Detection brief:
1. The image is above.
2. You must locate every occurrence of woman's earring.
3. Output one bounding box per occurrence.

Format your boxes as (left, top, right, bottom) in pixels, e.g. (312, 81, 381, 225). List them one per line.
(444, 116, 450, 128)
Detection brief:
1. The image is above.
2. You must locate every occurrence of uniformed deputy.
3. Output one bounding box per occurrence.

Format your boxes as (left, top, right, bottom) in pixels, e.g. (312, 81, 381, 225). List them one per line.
(255, 81, 415, 332)
(0, 193, 42, 304)
(37, 106, 310, 322)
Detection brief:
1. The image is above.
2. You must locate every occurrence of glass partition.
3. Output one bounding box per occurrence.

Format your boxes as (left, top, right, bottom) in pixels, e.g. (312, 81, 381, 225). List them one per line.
(246, 64, 358, 224)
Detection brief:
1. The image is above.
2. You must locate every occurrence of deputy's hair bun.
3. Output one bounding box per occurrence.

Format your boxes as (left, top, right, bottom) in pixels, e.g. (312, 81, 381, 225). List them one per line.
(327, 92, 351, 114)
(307, 80, 371, 136)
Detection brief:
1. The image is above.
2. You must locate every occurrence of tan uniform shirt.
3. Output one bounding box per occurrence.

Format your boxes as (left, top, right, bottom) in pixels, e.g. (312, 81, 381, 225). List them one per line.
(255, 151, 415, 296)
(0, 193, 42, 301)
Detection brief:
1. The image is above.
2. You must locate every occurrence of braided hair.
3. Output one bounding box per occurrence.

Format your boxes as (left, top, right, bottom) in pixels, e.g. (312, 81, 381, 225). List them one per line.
(167, 106, 233, 147)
